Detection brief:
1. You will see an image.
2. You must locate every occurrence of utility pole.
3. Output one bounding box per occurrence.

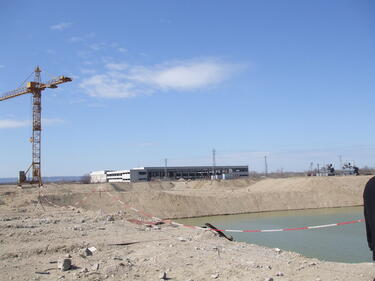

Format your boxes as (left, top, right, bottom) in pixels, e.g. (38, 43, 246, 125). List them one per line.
(339, 155, 342, 169)
(264, 156, 268, 177)
(164, 158, 168, 180)
(212, 149, 216, 179)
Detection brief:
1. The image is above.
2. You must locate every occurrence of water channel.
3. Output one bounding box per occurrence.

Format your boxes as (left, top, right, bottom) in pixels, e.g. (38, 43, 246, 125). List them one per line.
(176, 206, 371, 263)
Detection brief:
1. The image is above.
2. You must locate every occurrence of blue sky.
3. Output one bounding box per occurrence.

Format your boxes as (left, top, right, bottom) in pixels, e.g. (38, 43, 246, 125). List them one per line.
(0, 1, 374, 177)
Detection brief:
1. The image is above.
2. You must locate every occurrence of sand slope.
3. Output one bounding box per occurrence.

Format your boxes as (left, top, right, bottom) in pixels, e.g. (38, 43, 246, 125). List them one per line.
(44, 175, 371, 219)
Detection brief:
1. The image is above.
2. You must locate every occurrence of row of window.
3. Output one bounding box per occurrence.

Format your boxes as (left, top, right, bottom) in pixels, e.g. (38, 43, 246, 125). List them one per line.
(107, 172, 130, 177)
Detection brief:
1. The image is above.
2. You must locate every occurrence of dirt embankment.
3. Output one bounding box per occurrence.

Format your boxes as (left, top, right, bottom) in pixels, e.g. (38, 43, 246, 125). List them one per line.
(0, 176, 374, 281)
(40, 175, 372, 219)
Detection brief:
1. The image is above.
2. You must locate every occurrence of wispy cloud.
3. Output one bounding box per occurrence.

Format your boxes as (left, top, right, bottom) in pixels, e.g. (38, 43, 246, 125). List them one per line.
(0, 119, 29, 129)
(117, 47, 127, 54)
(80, 58, 244, 98)
(69, 32, 95, 43)
(88, 42, 120, 51)
(89, 43, 105, 51)
(0, 118, 64, 129)
(50, 22, 73, 31)
(69, 36, 84, 43)
(42, 118, 64, 126)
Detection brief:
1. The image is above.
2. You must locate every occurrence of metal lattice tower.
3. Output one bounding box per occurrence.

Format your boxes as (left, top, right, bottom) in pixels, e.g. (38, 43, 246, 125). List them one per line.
(31, 66, 42, 185)
(0, 66, 72, 187)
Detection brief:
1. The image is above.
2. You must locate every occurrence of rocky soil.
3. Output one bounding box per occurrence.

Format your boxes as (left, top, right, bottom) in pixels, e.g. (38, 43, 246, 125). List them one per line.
(0, 176, 374, 280)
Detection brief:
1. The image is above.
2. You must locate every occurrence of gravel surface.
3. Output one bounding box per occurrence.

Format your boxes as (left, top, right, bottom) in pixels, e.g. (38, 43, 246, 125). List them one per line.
(0, 178, 374, 280)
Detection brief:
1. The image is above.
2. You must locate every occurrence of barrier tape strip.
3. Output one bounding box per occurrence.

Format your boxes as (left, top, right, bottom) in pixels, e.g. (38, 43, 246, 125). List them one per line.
(104, 192, 365, 233)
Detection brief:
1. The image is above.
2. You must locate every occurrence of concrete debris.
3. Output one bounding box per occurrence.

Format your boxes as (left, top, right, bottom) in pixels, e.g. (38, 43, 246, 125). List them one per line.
(80, 248, 92, 257)
(57, 258, 71, 271)
(88, 246, 97, 253)
(276, 272, 284, 276)
(265, 278, 274, 281)
(106, 215, 115, 221)
(91, 263, 99, 271)
(178, 237, 187, 242)
(35, 271, 50, 275)
(211, 273, 219, 279)
(159, 271, 168, 280)
(274, 248, 282, 254)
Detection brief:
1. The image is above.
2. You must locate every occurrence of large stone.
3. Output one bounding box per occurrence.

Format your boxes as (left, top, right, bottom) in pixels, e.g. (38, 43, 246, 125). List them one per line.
(106, 215, 115, 221)
(159, 272, 167, 280)
(80, 248, 92, 257)
(57, 258, 71, 271)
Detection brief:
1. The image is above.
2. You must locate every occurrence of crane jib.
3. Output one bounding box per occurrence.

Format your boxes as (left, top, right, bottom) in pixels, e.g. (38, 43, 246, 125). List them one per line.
(0, 76, 72, 101)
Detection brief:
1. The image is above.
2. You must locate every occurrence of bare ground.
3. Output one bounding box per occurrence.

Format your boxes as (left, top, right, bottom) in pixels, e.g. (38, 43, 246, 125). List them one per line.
(0, 176, 374, 281)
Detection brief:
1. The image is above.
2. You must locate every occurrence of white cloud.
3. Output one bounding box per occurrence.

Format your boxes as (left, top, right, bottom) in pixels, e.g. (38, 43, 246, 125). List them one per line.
(89, 43, 104, 51)
(0, 118, 63, 129)
(0, 119, 29, 129)
(69, 36, 84, 43)
(80, 74, 141, 98)
(42, 118, 64, 126)
(80, 69, 96, 74)
(129, 60, 234, 90)
(117, 47, 127, 54)
(69, 32, 95, 43)
(80, 58, 243, 98)
(50, 22, 73, 31)
(105, 63, 129, 71)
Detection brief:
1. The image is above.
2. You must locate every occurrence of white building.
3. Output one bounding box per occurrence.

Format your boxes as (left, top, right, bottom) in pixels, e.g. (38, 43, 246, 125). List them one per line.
(89, 165, 248, 183)
(106, 170, 131, 182)
(89, 170, 107, 183)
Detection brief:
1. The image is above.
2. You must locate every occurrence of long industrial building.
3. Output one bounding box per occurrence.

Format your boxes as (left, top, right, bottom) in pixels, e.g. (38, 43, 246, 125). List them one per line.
(90, 165, 248, 183)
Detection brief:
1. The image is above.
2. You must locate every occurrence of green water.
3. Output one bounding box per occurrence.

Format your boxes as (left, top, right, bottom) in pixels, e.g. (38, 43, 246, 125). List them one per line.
(176, 206, 372, 263)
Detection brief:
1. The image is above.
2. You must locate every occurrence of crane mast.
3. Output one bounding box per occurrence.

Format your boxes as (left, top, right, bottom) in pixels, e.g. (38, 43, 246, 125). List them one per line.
(0, 66, 72, 186)
(32, 67, 42, 185)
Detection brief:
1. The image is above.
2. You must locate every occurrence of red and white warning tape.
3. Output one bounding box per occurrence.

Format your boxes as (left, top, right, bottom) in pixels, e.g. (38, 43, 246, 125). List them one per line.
(104, 191, 365, 233)
(199, 219, 365, 233)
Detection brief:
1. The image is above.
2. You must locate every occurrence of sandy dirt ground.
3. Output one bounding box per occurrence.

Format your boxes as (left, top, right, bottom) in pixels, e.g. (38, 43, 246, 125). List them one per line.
(1, 176, 374, 280)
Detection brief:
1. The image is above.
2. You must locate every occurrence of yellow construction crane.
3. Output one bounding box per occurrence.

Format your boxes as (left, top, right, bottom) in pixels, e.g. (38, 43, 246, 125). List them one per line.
(0, 66, 72, 186)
